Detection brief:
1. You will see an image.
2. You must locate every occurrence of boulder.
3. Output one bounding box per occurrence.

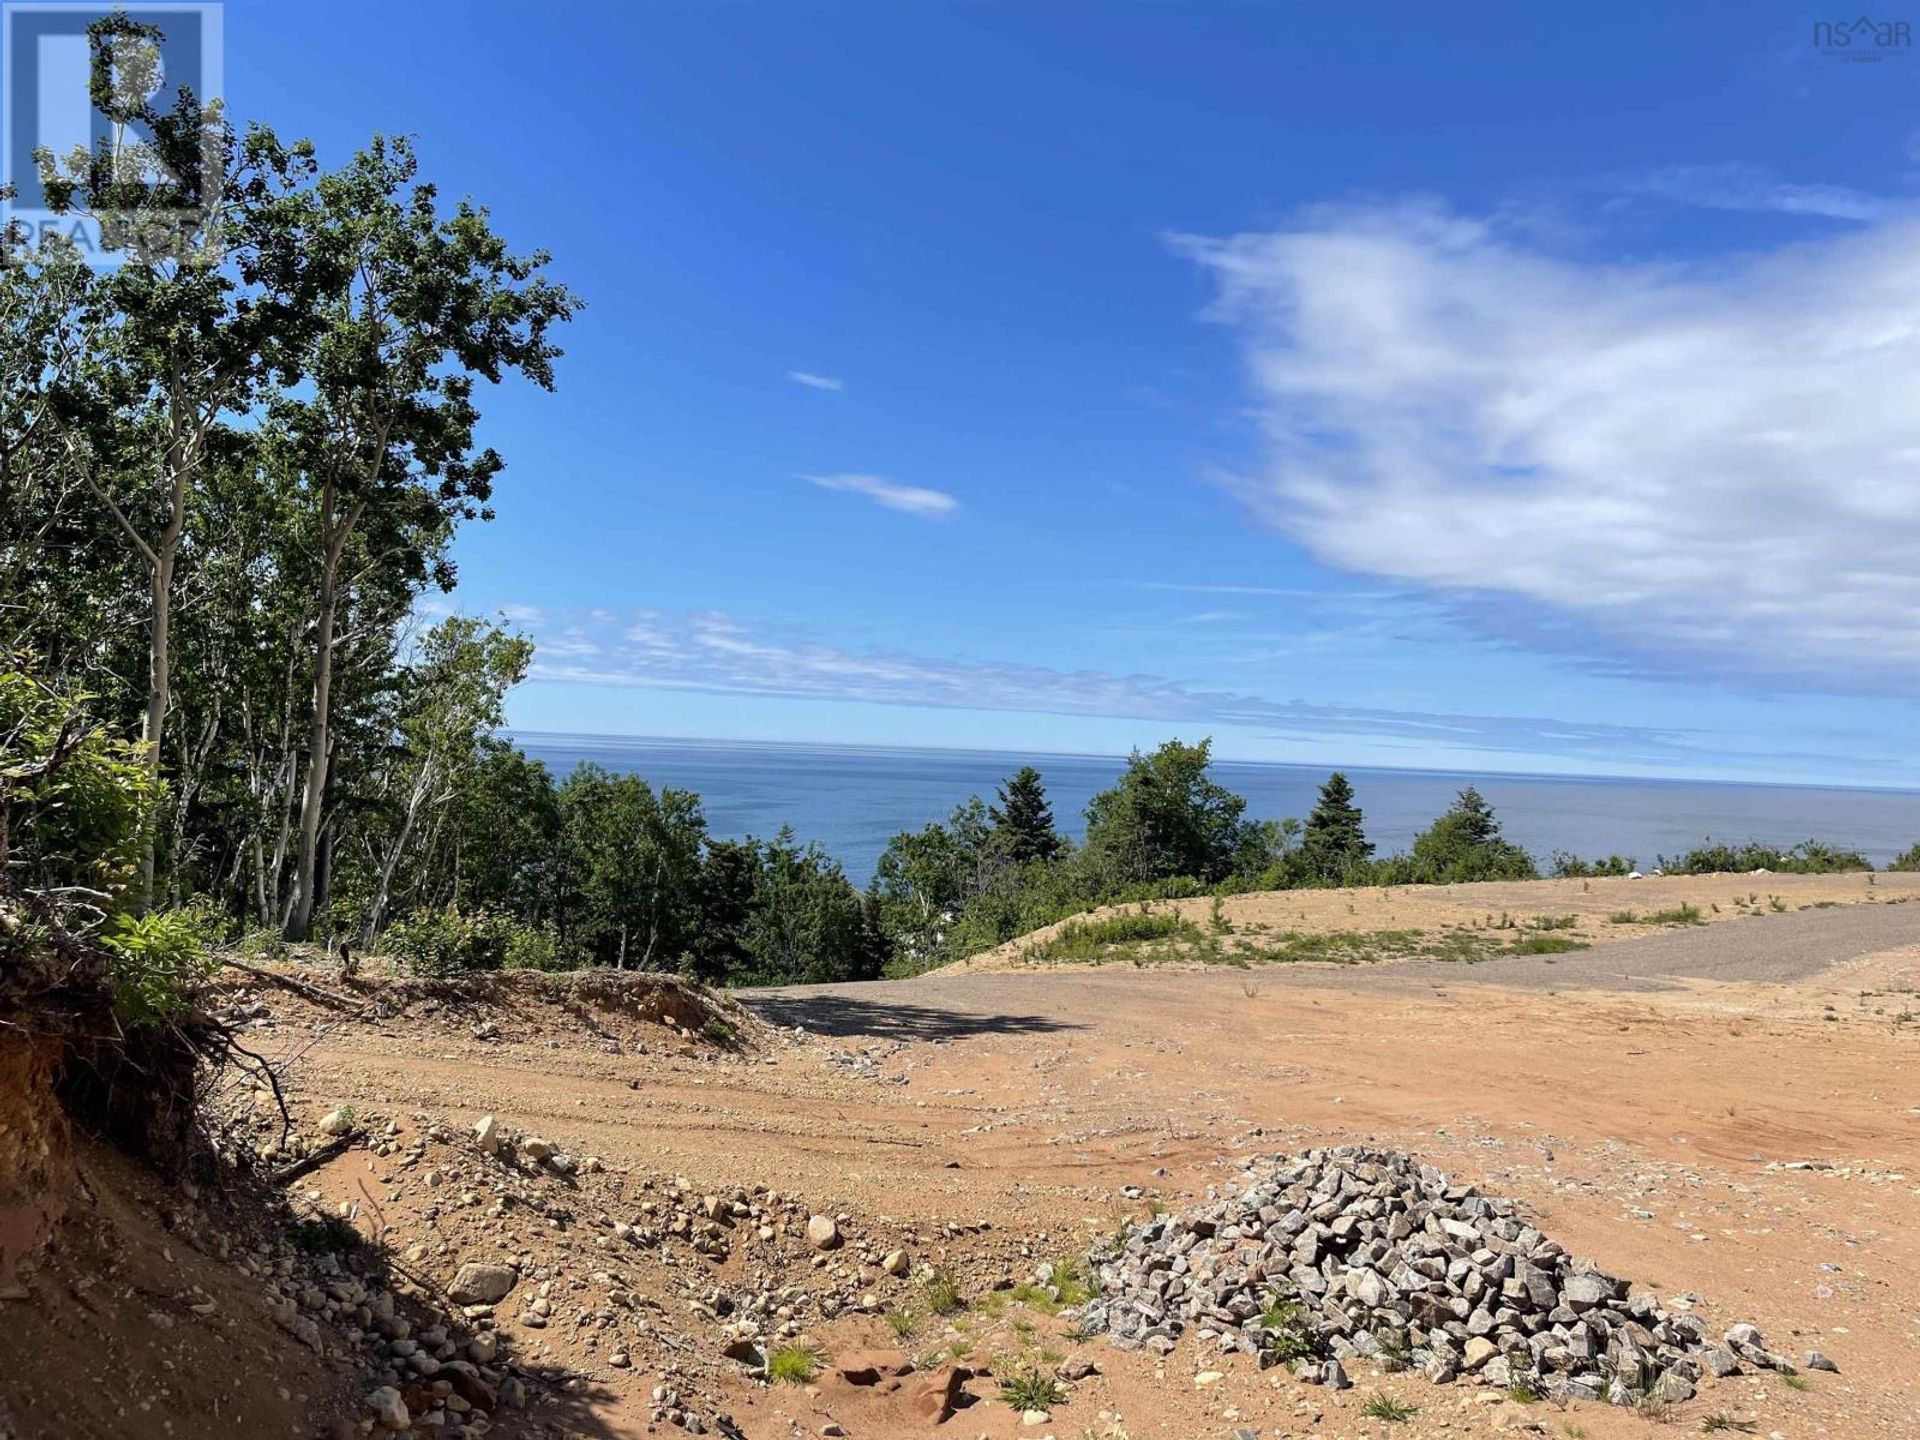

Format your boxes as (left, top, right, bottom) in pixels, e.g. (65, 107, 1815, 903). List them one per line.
(448, 1261, 518, 1306)
(907, 1364, 965, 1423)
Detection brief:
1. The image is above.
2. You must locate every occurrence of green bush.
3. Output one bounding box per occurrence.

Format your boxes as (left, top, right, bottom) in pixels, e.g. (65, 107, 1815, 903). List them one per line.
(0, 664, 155, 932)
(1890, 842, 1920, 872)
(1025, 909, 1199, 964)
(1549, 851, 1636, 878)
(99, 903, 222, 1024)
(1658, 839, 1871, 875)
(1393, 787, 1538, 884)
(383, 906, 572, 976)
(502, 920, 572, 971)
(382, 903, 513, 976)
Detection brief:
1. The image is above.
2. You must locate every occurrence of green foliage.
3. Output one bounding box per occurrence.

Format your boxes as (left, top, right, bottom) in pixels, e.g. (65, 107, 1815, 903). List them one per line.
(1360, 1392, 1418, 1423)
(923, 1270, 966, 1315)
(766, 1343, 821, 1385)
(734, 828, 876, 985)
(991, 765, 1063, 865)
(999, 1369, 1066, 1412)
(1509, 933, 1587, 955)
(1387, 786, 1538, 884)
(502, 921, 571, 972)
(1300, 771, 1373, 883)
(1081, 739, 1251, 888)
(1636, 903, 1706, 926)
(1659, 839, 1871, 875)
(99, 903, 222, 1023)
(558, 764, 707, 970)
(0, 665, 156, 923)
(382, 903, 513, 977)
(1549, 851, 1636, 878)
(1889, 842, 1920, 872)
(1257, 1296, 1316, 1363)
(1025, 909, 1199, 964)
(884, 1307, 919, 1339)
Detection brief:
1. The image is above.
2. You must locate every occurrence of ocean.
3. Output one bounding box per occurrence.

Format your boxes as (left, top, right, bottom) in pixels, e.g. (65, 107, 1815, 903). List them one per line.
(511, 734, 1920, 885)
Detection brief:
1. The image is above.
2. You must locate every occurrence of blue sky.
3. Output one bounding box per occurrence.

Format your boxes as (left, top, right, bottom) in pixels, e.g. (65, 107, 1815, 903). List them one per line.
(222, 1, 1920, 786)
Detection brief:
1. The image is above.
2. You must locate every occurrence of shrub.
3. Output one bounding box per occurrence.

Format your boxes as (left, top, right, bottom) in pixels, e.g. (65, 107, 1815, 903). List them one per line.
(1659, 839, 1871, 875)
(99, 903, 223, 1025)
(1550, 851, 1635, 878)
(0, 663, 156, 940)
(502, 920, 571, 971)
(1258, 1295, 1316, 1363)
(1644, 903, 1705, 926)
(382, 904, 513, 976)
(1888, 842, 1920, 872)
(1025, 909, 1198, 964)
(1510, 934, 1587, 955)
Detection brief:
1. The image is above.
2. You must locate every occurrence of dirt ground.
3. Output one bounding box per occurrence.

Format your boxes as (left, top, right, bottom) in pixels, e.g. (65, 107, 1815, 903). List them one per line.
(205, 880, 1920, 1440)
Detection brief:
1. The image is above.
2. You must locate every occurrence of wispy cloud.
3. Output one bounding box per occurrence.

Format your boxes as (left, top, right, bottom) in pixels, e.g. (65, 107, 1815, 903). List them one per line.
(788, 370, 844, 391)
(1177, 200, 1920, 692)
(1621, 162, 1890, 221)
(490, 607, 1880, 774)
(1133, 580, 1402, 600)
(802, 473, 959, 519)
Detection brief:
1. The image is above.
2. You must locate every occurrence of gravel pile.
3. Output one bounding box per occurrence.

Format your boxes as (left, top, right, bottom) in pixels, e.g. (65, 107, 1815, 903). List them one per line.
(1080, 1146, 1801, 1406)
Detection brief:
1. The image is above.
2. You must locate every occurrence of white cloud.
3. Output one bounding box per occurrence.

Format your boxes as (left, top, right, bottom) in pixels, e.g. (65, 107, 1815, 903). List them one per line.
(1176, 202, 1920, 690)
(802, 472, 959, 519)
(512, 608, 1714, 764)
(788, 370, 844, 391)
(1624, 163, 1890, 221)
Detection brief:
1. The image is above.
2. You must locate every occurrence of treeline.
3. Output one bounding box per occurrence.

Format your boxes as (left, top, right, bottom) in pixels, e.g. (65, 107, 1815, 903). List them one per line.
(870, 745, 1554, 973)
(867, 748, 1900, 974)
(375, 751, 887, 985)
(2, 15, 579, 1000)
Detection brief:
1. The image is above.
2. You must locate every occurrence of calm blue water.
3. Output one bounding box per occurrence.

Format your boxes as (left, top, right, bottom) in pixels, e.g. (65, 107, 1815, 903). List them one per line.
(511, 734, 1920, 885)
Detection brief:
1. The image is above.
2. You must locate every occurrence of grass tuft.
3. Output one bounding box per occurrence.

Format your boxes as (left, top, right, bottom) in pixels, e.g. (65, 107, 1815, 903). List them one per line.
(884, 1306, 918, 1339)
(766, 1343, 821, 1385)
(1360, 1391, 1418, 1423)
(923, 1269, 966, 1316)
(998, 1368, 1066, 1412)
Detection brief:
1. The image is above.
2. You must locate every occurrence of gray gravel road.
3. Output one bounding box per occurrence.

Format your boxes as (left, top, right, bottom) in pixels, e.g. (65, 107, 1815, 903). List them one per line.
(743, 900, 1920, 1036)
(1351, 896, 1920, 992)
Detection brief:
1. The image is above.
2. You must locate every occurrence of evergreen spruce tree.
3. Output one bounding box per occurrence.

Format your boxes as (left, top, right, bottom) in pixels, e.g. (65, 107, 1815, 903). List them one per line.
(1301, 771, 1373, 881)
(990, 765, 1063, 864)
(1407, 785, 1537, 882)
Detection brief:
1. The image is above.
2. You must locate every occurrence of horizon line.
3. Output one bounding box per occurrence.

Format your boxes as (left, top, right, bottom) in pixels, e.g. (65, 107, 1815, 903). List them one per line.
(502, 729, 1920, 799)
